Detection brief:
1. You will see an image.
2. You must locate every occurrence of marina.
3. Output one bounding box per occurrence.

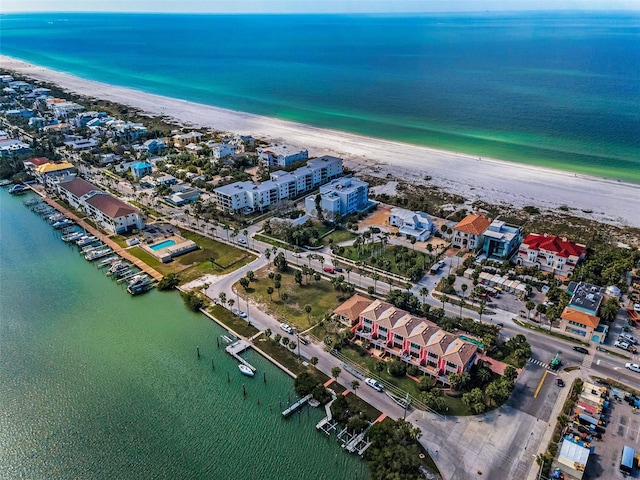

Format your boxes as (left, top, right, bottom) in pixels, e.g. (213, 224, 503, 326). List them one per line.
(225, 340, 257, 373)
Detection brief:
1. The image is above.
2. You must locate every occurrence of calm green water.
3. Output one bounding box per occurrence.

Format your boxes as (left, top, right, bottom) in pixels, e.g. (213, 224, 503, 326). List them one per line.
(0, 190, 366, 479)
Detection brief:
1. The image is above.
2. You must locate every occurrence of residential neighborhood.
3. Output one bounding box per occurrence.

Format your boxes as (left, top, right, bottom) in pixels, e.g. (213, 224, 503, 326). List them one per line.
(2, 70, 639, 480)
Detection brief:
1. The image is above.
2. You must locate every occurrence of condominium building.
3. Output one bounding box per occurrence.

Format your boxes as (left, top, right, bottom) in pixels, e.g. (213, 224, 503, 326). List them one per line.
(212, 156, 343, 213)
(516, 233, 586, 277)
(305, 176, 370, 220)
(257, 143, 308, 168)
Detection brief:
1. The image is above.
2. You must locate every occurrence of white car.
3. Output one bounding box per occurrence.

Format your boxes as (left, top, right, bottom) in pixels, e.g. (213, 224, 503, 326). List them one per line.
(237, 237, 247, 245)
(634, 303, 640, 313)
(625, 363, 640, 373)
(615, 340, 631, 351)
(280, 323, 294, 334)
(365, 377, 384, 392)
(292, 253, 302, 258)
(619, 333, 638, 345)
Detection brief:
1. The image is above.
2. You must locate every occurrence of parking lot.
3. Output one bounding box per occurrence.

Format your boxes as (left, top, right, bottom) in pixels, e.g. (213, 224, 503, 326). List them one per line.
(140, 223, 174, 244)
(584, 390, 640, 479)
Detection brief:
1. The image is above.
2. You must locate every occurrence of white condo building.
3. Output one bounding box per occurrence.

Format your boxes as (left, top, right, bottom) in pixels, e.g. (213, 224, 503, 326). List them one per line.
(305, 176, 370, 220)
(257, 143, 309, 168)
(212, 156, 342, 213)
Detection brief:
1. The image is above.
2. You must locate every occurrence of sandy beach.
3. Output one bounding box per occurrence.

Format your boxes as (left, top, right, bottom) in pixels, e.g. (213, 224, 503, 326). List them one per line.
(3, 55, 638, 228)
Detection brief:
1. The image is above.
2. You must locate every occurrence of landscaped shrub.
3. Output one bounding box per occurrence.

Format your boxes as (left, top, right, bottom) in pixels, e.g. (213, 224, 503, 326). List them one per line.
(388, 360, 407, 377)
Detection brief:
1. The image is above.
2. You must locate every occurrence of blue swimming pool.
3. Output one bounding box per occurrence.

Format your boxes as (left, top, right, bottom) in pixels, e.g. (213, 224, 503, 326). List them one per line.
(150, 239, 176, 251)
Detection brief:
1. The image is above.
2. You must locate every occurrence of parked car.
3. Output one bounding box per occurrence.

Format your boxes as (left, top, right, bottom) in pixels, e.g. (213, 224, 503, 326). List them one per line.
(619, 333, 638, 345)
(280, 323, 294, 334)
(365, 378, 384, 392)
(615, 340, 633, 352)
(634, 303, 640, 313)
(237, 237, 247, 245)
(323, 267, 335, 274)
(333, 266, 343, 272)
(572, 346, 589, 354)
(298, 336, 309, 345)
(292, 252, 302, 258)
(625, 363, 640, 373)
(555, 378, 565, 387)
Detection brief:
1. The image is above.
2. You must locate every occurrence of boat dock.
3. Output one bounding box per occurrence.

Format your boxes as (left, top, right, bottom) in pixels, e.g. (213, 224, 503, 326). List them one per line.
(282, 394, 313, 418)
(225, 340, 256, 373)
(36, 196, 163, 281)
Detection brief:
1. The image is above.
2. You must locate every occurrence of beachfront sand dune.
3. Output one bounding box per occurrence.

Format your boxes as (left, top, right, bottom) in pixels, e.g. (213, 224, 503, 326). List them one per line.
(3, 55, 638, 227)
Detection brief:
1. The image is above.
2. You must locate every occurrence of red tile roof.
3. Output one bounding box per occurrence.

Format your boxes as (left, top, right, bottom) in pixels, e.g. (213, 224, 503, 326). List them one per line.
(28, 157, 51, 166)
(561, 307, 600, 329)
(58, 177, 96, 198)
(85, 193, 138, 219)
(522, 233, 586, 258)
(453, 214, 491, 235)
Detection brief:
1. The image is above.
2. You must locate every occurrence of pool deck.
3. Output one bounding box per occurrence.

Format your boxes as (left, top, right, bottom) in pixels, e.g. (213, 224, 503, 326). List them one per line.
(39, 195, 163, 281)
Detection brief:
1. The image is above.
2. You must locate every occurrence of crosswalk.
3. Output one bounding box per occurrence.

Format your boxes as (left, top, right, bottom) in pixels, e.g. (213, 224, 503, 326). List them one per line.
(527, 358, 548, 369)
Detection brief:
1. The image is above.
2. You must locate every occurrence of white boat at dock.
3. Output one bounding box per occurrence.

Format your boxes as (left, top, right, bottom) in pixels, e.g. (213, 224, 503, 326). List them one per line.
(238, 364, 255, 377)
(97, 256, 119, 267)
(52, 218, 75, 229)
(126, 274, 153, 295)
(9, 184, 27, 194)
(76, 236, 97, 247)
(62, 231, 84, 242)
(85, 248, 113, 261)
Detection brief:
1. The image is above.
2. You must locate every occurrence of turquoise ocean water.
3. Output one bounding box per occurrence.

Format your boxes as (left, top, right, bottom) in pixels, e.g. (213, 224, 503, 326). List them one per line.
(1, 12, 639, 181)
(0, 190, 367, 479)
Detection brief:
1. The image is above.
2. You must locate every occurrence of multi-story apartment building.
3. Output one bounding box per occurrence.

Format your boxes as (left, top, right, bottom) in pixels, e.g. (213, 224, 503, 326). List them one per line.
(305, 176, 370, 220)
(257, 143, 308, 168)
(340, 298, 478, 382)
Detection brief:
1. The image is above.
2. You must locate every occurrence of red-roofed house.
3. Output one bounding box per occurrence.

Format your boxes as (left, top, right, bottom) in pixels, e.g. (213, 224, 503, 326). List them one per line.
(516, 233, 586, 277)
(451, 213, 492, 251)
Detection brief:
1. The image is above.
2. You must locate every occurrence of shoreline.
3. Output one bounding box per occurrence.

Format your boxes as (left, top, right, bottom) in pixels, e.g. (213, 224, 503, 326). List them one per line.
(3, 55, 639, 228)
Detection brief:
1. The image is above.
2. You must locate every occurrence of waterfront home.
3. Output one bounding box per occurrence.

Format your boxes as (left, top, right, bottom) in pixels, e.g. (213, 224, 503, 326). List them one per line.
(57, 177, 145, 234)
(389, 207, 434, 241)
(451, 213, 491, 252)
(34, 161, 76, 188)
(46, 98, 84, 119)
(349, 298, 478, 382)
(480, 219, 522, 260)
(207, 142, 237, 160)
(305, 176, 370, 221)
(130, 161, 153, 180)
(173, 131, 203, 148)
(23, 156, 51, 173)
(257, 143, 308, 168)
(63, 138, 100, 151)
(515, 233, 586, 277)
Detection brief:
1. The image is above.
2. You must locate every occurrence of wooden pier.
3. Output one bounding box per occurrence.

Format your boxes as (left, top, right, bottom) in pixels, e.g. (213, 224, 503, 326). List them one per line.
(281, 394, 313, 418)
(225, 340, 256, 373)
(37, 196, 163, 281)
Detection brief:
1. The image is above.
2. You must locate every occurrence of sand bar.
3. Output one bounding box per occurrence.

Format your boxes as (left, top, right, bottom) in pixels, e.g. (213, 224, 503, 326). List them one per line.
(2, 55, 638, 228)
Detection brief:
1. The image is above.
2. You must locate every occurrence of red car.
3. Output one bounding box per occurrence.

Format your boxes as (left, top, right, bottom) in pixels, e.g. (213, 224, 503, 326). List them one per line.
(323, 267, 335, 274)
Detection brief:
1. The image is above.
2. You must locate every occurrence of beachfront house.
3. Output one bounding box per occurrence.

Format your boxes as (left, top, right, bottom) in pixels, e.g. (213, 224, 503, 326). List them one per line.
(304, 176, 370, 221)
(57, 177, 144, 234)
(173, 131, 203, 149)
(34, 161, 76, 188)
(206, 141, 237, 160)
(451, 213, 491, 252)
(389, 207, 434, 241)
(142, 138, 165, 155)
(257, 143, 308, 168)
(480, 219, 522, 260)
(347, 298, 478, 382)
(515, 233, 586, 277)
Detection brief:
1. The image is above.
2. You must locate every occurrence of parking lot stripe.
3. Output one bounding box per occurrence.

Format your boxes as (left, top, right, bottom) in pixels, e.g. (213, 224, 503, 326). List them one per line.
(533, 370, 548, 399)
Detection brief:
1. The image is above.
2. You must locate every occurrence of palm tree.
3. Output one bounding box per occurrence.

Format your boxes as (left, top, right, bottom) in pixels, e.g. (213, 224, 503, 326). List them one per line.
(461, 283, 468, 300)
(218, 292, 226, 305)
(266, 286, 274, 301)
(419, 287, 428, 304)
(372, 273, 380, 292)
(331, 366, 341, 382)
(525, 300, 535, 320)
(304, 304, 312, 324)
(351, 380, 360, 397)
(227, 299, 235, 310)
(281, 292, 289, 306)
(346, 266, 353, 283)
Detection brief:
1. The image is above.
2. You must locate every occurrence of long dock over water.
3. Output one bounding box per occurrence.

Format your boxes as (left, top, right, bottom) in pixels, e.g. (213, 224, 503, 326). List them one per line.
(282, 394, 313, 418)
(37, 195, 163, 281)
(225, 340, 256, 372)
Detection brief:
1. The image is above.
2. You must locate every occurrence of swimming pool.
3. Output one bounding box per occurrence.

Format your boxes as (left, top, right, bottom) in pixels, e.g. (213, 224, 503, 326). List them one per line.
(150, 239, 176, 251)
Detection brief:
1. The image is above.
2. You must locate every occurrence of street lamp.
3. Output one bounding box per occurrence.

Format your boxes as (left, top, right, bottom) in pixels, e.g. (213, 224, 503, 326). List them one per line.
(296, 329, 301, 359)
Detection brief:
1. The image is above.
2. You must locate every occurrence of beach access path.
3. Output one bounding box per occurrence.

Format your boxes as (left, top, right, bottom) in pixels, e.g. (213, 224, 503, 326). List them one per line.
(4, 55, 639, 228)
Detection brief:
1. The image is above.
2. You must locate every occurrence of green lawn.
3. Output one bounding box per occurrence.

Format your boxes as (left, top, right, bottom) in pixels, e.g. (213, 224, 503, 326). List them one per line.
(321, 229, 356, 245)
(128, 246, 174, 275)
(239, 267, 348, 330)
(339, 344, 472, 416)
(338, 244, 431, 277)
(209, 305, 260, 338)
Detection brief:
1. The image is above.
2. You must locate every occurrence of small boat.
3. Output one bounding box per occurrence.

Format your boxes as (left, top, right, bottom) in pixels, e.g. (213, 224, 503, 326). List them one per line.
(9, 184, 27, 194)
(76, 235, 97, 247)
(85, 248, 112, 261)
(62, 231, 84, 242)
(97, 256, 119, 267)
(53, 218, 75, 229)
(238, 364, 255, 377)
(126, 275, 153, 295)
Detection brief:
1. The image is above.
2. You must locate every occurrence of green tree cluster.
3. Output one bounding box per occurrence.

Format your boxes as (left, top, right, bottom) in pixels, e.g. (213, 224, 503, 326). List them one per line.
(365, 419, 424, 480)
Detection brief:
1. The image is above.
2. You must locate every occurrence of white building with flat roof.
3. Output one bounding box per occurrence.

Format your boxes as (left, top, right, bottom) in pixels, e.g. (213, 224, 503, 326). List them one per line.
(257, 143, 308, 167)
(305, 176, 370, 221)
(212, 157, 343, 213)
